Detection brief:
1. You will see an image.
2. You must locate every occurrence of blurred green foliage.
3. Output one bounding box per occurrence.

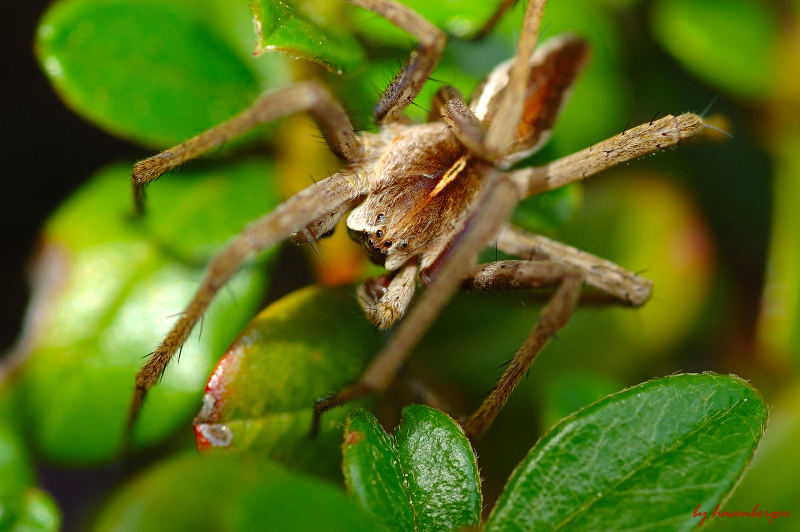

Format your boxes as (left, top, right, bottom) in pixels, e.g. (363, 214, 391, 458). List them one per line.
(19, 161, 280, 464)
(651, 0, 779, 100)
(0, 0, 795, 529)
(93, 453, 381, 531)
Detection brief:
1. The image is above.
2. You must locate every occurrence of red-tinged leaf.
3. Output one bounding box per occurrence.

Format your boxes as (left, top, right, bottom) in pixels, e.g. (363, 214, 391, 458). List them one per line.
(194, 286, 380, 476)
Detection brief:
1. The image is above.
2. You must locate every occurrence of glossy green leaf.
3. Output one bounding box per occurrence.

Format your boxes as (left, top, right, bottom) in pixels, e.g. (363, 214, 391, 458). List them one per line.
(651, 0, 779, 100)
(94, 453, 380, 532)
(486, 374, 767, 531)
(194, 286, 380, 476)
(251, 0, 364, 74)
(35, 0, 276, 147)
(19, 159, 280, 464)
(342, 406, 481, 532)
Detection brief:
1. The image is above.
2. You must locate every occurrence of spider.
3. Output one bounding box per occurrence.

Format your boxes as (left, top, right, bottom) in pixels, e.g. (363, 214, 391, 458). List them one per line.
(127, 0, 708, 440)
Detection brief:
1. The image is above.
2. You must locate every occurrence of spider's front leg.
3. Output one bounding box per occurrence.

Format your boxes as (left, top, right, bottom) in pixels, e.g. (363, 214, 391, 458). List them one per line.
(131, 82, 362, 213)
(128, 171, 368, 433)
(509, 113, 706, 196)
(350, 0, 445, 124)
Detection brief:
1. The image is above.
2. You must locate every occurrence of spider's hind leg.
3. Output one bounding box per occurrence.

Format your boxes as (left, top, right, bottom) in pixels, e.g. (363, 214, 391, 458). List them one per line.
(460, 260, 582, 438)
(459, 224, 654, 438)
(497, 225, 653, 306)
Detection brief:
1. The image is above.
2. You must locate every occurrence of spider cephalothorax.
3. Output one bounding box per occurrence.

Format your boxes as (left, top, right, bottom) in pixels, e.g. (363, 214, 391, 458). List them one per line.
(128, 0, 708, 439)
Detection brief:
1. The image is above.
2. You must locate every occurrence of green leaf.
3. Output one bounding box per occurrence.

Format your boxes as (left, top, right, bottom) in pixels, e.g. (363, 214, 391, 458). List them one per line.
(35, 0, 279, 147)
(193, 286, 380, 476)
(93, 453, 381, 532)
(19, 159, 280, 464)
(485, 373, 767, 531)
(651, 0, 779, 100)
(342, 405, 481, 532)
(251, 0, 364, 74)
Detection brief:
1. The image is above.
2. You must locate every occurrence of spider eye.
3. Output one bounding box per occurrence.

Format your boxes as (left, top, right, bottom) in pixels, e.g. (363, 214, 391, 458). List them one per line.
(384, 241, 392, 248)
(376, 213, 384, 222)
(376, 229, 384, 238)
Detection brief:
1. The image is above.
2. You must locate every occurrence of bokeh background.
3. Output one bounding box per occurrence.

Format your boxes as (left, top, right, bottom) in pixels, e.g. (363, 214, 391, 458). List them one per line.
(2, 0, 799, 530)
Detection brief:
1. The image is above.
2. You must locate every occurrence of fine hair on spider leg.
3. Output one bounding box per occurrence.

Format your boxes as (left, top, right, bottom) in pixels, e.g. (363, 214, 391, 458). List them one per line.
(125, 0, 713, 443)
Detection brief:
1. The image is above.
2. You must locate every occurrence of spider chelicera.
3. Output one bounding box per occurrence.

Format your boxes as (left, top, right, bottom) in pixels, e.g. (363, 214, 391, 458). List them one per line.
(127, 0, 708, 439)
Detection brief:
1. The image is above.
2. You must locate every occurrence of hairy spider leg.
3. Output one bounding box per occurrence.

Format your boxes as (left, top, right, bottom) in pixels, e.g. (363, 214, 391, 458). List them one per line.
(352, 0, 445, 124)
(459, 260, 583, 437)
(497, 226, 653, 306)
(509, 113, 705, 196)
(131, 82, 362, 214)
(127, 170, 369, 433)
